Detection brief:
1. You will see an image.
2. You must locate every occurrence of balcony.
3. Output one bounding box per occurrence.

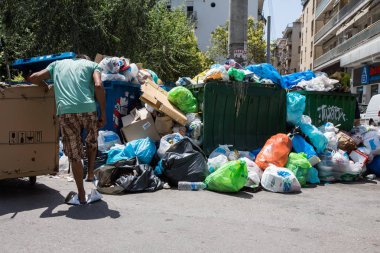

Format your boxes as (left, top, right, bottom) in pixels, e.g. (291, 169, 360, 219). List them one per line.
(314, 20, 380, 68)
(314, 0, 368, 43)
(316, 0, 333, 19)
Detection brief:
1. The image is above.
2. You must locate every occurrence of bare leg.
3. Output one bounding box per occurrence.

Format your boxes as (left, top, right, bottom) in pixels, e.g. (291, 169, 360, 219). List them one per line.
(71, 160, 86, 203)
(86, 145, 97, 181)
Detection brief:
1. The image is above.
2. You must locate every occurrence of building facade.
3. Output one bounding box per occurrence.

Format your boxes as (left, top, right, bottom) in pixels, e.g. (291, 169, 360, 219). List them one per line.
(300, 0, 316, 71)
(274, 20, 302, 74)
(312, 0, 380, 104)
(168, 0, 264, 51)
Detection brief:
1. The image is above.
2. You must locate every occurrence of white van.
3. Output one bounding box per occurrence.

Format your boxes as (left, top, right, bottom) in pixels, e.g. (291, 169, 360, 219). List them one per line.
(362, 94, 380, 126)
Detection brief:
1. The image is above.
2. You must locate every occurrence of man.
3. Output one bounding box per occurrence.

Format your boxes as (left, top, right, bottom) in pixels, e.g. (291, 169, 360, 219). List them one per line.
(28, 54, 106, 204)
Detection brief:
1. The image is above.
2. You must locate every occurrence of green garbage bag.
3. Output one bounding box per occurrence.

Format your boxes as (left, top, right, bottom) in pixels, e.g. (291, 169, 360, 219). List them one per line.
(285, 152, 312, 187)
(228, 67, 245, 81)
(204, 160, 248, 192)
(168, 86, 198, 113)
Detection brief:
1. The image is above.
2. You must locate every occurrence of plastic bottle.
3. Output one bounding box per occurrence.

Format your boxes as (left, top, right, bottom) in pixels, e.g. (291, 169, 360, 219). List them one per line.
(177, 181, 207, 191)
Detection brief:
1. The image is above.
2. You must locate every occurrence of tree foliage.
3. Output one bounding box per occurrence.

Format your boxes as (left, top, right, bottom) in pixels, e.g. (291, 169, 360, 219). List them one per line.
(207, 17, 267, 64)
(0, 0, 206, 81)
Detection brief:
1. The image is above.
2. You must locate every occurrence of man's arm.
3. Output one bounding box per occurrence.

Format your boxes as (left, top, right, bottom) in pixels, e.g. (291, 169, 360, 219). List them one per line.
(27, 69, 50, 89)
(93, 71, 106, 128)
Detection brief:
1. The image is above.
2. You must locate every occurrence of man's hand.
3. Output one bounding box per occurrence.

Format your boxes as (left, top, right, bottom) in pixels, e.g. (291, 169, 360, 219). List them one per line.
(98, 114, 106, 128)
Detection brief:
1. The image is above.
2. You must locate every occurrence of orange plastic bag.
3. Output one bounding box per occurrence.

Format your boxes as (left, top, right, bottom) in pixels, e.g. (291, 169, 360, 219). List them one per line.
(255, 134, 292, 170)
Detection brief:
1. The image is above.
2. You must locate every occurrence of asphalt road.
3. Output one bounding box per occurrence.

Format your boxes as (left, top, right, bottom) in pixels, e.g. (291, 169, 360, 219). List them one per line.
(1, 176, 380, 253)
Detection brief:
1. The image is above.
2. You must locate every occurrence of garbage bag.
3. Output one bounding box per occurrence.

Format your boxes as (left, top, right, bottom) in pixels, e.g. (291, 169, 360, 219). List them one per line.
(299, 115, 328, 153)
(282, 70, 315, 89)
(367, 156, 380, 176)
(157, 133, 183, 158)
(147, 69, 159, 84)
(307, 167, 320, 184)
(204, 65, 229, 82)
(204, 160, 248, 193)
(240, 157, 262, 187)
(336, 131, 357, 152)
(285, 152, 312, 186)
(98, 130, 122, 152)
(291, 134, 320, 166)
(161, 137, 208, 186)
(255, 133, 292, 170)
(106, 137, 156, 165)
(209, 145, 232, 159)
(296, 75, 339, 91)
(261, 165, 301, 193)
(99, 57, 121, 74)
(224, 59, 243, 70)
(363, 130, 380, 156)
(228, 67, 245, 81)
(287, 92, 306, 125)
(168, 86, 198, 113)
(208, 154, 228, 173)
(245, 63, 282, 86)
(95, 160, 163, 194)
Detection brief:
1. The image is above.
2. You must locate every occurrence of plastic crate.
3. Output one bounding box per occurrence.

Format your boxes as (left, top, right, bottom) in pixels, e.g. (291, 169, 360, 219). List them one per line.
(294, 91, 356, 131)
(202, 81, 286, 155)
(99, 81, 142, 134)
(11, 52, 76, 73)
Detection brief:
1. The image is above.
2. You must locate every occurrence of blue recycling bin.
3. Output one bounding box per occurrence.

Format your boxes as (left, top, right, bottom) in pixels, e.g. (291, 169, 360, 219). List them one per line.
(98, 81, 142, 134)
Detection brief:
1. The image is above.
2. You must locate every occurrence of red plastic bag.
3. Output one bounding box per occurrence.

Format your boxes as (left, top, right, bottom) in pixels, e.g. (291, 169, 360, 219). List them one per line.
(255, 134, 292, 170)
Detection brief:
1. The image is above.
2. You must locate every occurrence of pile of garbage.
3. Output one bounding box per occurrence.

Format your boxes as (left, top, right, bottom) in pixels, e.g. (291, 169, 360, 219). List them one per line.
(56, 58, 379, 196)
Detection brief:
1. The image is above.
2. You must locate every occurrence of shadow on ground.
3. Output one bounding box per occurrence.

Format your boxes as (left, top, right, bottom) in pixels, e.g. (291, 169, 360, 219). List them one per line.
(0, 178, 120, 220)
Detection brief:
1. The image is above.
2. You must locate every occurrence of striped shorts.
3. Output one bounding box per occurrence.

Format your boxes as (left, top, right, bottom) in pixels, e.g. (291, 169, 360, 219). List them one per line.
(59, 112, 98, 162)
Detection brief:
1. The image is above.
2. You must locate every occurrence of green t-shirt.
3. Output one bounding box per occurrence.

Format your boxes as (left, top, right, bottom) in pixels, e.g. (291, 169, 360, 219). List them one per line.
(46, 59, 101, 115)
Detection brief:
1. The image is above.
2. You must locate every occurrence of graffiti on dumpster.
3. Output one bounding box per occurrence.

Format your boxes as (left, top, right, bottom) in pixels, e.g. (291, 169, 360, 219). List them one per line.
(317, 105, 347, 123)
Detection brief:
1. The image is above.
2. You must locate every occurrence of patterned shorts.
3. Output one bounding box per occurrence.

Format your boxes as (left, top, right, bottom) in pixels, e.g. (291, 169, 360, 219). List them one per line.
(59, 112, 98, 162)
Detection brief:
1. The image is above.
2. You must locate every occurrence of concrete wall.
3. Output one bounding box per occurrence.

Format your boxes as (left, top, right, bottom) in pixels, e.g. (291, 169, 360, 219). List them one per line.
(300, 0, 316, 71)
(169, 0, 259, 51)
(290, 21, 302, 72)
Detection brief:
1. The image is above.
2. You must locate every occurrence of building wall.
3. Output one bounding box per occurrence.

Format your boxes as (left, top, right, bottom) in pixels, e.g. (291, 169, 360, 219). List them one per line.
(290, 21, 302, 72)
(300, 0, 316, 71)
(169, 0, 260, 51)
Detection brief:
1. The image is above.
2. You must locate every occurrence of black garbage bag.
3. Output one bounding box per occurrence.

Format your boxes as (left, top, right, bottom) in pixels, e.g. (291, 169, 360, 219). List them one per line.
(161, 137, 209, 186)
(94, 158, 163, 195)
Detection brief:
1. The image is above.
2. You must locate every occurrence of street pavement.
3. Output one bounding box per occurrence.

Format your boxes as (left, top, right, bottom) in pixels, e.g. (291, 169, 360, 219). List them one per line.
(1, 176, 380, 253)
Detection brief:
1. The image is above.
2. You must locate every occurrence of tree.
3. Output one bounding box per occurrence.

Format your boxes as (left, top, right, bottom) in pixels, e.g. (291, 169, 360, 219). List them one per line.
(207, 17, 267, 64)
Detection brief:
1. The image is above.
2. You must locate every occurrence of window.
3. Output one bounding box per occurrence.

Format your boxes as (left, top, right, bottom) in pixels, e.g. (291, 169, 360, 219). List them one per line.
(312, 0, 315, 14)
(299, 32, 301, 38)
(187, 6, 194, 17)
(298, 46, 301, 53)
(211, 2, 216, 7)
(311, 20, 314, 35)
(310, 63, 312, 70)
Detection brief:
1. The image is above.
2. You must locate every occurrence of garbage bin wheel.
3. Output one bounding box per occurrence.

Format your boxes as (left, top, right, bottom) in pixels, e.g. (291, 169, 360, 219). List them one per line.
(29, 176, 36, 185)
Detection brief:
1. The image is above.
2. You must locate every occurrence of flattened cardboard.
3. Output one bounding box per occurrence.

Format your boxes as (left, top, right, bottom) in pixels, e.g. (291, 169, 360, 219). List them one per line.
(140, 79, 187, 126)
(0, 85, 59, 179)
(121, 108, 160, 142)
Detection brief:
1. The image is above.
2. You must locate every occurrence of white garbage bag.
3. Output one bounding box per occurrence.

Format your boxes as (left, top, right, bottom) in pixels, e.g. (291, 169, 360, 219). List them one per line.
(261, 165, 301, 193)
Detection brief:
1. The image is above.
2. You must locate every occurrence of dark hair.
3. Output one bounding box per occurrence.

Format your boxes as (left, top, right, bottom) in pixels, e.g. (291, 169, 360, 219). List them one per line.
(76, 54, 91, 60)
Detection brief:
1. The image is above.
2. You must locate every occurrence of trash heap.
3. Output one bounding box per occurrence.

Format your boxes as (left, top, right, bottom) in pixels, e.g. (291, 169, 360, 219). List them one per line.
(57, 58, 380, 196)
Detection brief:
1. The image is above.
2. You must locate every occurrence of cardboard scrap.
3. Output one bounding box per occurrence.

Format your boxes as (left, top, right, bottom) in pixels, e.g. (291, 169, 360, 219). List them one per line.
(140, 79, 187, 126)
(121, 108, 160, 142)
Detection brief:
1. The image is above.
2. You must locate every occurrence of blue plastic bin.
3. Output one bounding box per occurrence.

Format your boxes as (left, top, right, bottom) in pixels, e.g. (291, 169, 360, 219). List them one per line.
(99, 81, 142, 134)
(12, 52, 76, 73)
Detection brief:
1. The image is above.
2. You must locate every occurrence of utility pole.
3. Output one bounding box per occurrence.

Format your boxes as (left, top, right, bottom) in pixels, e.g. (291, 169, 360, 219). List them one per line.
(266, 16, 271, 64)
(228, 0, 248, 64)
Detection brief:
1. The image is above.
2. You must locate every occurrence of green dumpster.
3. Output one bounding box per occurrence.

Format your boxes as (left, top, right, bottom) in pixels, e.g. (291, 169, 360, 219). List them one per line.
(294, 91, 356, 131)
(203, 82, 286, 155)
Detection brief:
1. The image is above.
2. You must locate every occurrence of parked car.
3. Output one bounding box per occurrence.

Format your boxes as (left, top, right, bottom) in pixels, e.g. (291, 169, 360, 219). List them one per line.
(361, 94, 380, 126)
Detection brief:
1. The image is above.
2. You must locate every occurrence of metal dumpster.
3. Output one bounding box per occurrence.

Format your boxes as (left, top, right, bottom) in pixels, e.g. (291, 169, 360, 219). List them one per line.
(203, 82, 287, 155)
(294, 91, 356, 131)
(0, 85, 59, 184)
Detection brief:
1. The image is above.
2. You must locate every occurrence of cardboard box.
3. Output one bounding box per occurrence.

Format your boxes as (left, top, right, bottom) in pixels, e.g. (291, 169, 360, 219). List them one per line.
(121, 108, 160, 142)
(0, 85, 59, 180)
(140, 79, 187, 126)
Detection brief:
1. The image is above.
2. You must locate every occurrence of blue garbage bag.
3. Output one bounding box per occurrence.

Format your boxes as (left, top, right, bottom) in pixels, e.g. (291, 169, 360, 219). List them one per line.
(307, 167, 320, 184)
(245, 63, 282, 86)
(287, 93, 306, 125)
(299, 116, 328, 154)
(106, 137, 156, 165)
(292, 134, 318, 159)
(282, 70, 315, 89)
(367, 156, 380, 176)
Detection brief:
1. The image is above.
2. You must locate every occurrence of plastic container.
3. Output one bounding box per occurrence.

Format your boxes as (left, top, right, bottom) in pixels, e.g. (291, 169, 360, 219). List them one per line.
(293, 90, 356, 131)
(99, 80, 141, 133)
(12, 52, 76, 73)
(177, 181, 207, 191)
(202, 82, 286, 155)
